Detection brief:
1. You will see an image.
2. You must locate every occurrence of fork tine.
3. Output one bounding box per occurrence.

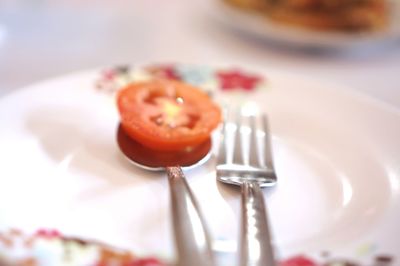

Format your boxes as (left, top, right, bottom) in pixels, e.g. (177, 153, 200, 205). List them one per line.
(262, 114, 274, 170)
(217, 108, 229, 164)
(248, 115, 260, 167)
(217, 118, 227, 165)
(232, 109, 244, 165)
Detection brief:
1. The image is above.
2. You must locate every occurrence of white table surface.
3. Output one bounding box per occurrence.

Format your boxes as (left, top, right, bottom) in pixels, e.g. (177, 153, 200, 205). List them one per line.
(0, 0, 400, 108)
(1, 2, 400, 264)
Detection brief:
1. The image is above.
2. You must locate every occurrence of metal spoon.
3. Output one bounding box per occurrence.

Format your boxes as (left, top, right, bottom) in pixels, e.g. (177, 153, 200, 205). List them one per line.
(116, 124, 215, 266)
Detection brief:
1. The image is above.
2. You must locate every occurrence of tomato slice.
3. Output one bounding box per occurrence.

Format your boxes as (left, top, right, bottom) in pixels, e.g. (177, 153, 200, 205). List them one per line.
(117, 79, 222, 151)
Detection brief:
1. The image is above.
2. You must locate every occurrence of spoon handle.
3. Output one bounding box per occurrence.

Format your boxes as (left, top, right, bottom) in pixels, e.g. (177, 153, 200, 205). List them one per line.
(166, 166, 215, 266)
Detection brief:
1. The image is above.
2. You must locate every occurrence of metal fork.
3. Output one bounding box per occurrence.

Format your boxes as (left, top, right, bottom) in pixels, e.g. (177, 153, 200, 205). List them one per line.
(217, 109, 277, 266)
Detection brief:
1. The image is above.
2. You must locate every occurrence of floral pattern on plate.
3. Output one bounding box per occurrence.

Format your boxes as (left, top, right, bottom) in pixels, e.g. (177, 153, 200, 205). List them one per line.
(279, 253, 394, 266)
(1, 227, 394, 266)
(95, 64, 267, 95)
(0, 229, 165, 266)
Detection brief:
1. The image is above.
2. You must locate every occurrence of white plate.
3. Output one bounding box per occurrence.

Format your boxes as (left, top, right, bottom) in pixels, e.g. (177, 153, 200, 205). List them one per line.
(0, 24, 6, 47)
(0, 64, 399, 265)
(205, 0, 400, 50)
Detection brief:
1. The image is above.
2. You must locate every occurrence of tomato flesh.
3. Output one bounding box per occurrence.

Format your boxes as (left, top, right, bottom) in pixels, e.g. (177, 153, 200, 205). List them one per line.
(117, 79, 221, 151)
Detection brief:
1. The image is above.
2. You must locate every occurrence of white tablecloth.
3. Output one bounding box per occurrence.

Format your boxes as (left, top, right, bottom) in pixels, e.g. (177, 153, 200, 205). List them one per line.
(1, 0, 400, 108)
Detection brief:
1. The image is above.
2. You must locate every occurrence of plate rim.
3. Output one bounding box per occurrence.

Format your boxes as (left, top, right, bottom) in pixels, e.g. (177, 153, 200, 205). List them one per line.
(1, 63, 399, 117)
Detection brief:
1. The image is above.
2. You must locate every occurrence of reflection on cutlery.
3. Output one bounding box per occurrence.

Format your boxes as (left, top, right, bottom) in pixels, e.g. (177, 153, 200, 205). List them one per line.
(167, 167, 215, 266)
(116, 124, 215, 266)
(217, 108, 277, 266)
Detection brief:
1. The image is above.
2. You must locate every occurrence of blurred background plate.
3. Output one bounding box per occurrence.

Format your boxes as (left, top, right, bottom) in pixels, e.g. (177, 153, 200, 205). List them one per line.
(205, 0, 400, 50)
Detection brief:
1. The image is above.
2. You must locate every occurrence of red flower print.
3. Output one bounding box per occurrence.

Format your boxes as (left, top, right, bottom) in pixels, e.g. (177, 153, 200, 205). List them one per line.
(217, 70, 262, 91)
(102, 69, 116, 81)
(130, 257, 166, 266)
(280, 255, 319, 266)
(35, 229, 61, 238)
(146, 65, 180, 80)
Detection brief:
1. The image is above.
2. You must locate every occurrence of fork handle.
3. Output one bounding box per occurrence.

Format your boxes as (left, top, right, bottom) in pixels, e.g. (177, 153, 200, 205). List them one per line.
(166, 166, 215, 266)
(240, 181, 276, 266)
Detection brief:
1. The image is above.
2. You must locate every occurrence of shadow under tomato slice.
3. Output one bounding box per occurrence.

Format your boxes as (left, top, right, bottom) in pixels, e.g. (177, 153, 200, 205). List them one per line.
(117, 124, 212, 168)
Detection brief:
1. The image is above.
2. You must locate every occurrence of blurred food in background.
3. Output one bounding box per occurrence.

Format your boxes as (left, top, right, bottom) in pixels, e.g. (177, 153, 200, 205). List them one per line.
(224, 0, 389, 32)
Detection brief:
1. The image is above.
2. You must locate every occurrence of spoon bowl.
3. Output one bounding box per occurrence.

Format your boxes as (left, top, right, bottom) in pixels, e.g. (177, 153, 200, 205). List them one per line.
(117, 124, 212, 171)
